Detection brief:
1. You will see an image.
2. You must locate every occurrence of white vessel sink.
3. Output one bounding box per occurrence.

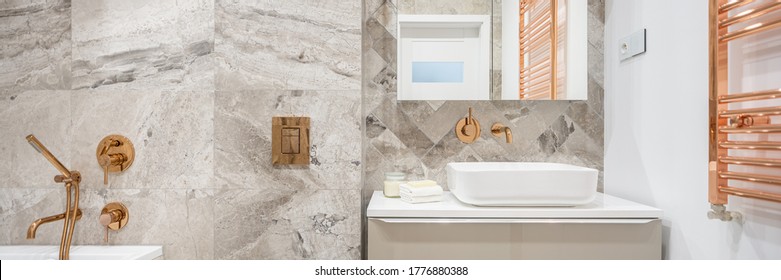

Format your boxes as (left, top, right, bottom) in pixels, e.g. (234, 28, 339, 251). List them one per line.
(446, 162, 598, 206)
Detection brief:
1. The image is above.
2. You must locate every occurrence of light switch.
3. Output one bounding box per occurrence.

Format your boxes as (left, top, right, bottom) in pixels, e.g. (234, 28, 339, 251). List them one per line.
(619, 29, 646, 61)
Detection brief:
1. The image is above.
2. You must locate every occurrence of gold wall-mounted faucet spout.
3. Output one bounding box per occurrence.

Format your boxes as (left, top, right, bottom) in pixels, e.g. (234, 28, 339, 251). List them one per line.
(491, 123, 513, 143)
(27, 209, 82, 239)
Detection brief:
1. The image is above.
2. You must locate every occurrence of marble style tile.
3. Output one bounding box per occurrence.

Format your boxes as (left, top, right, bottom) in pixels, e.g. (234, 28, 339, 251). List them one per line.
(70, 90, 214, 189)
(366, 0, 398, 18)
(74, 188, 214, 259)
(71, 0, 214, 91)
(587, 76, 605, 118)
(0, 0, 71, 99)
(0, 188, 215, 260)
(399, 0, 491, 15)
(372, 1, 398, 37)
(0, 90, 71, 189)
(0, 188, 66, 245)
(371, 97, 434, 158)
(588, 43, 605, 90)
(215, 0, 361, 91)
(214, 90, 361, 191)
(214, 189, 360, 259)
(491, 0, 503, 97)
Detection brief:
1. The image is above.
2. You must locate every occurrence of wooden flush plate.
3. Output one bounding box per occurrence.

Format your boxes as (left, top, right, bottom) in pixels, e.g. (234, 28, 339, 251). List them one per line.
(272, 116, 310, 166)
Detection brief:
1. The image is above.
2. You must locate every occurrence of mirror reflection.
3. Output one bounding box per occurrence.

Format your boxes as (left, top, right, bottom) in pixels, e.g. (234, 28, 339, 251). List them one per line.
(396, 0, 589, 101)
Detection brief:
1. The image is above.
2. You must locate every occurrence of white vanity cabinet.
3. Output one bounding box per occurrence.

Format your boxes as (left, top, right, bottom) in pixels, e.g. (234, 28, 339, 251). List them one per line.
(367, 192, 662, 260)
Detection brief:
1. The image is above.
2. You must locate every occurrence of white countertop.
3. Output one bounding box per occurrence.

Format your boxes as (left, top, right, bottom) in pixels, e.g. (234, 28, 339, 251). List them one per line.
(367, 191, 662, 219)
(0, 245, 163, 260)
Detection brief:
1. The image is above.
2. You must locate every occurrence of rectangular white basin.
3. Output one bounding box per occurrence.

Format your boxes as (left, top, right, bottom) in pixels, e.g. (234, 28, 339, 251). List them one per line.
(446, 162, 598, 206)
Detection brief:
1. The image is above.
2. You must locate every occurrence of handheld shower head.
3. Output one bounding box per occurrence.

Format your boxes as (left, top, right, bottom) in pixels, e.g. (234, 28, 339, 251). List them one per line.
(26, 134, 71, 179)
(27, 138, 43, 154)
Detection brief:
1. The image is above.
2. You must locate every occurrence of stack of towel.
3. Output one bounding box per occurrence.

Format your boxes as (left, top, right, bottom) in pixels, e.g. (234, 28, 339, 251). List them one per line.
(399, 180, 443, 204)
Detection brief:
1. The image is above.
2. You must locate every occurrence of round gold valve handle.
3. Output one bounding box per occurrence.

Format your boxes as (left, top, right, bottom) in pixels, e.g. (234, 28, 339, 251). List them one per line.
(100, 202, 129, 243)
(455, 107, 481, 144)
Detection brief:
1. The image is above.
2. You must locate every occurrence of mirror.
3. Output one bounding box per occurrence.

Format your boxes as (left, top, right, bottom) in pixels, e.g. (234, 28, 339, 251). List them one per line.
(396, 0, 589, 100)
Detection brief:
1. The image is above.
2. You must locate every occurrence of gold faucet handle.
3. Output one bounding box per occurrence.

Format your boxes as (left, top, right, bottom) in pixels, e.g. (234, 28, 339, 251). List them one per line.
(462, 107, 477, 136)
(99, 211, 117, 226)
(99, 210, 119, 243)
(456, 107, 481, 144)
(96, 135, 135, 186)
(99, 153, 125, 185)
(99, 139, 119, 185)
(100, 202, 129, 244)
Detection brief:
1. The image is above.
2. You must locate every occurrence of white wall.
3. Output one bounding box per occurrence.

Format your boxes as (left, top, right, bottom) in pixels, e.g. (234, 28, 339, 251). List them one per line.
(604, 0, 781, 259)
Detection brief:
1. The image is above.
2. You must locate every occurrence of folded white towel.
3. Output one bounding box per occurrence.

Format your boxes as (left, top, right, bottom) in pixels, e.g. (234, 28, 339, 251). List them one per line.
(405, 180, 438, 187)
(400, 194, 442, 204)
(399, 184, 443, 197)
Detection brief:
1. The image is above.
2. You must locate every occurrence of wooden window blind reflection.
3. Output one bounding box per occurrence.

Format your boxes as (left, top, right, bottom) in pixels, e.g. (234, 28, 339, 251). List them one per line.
(518, 0, 565, 100)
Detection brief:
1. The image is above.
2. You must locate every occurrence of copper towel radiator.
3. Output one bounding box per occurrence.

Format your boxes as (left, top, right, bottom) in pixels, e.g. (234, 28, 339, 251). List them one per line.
(708, 0, 781, 220)
(519, 0, 564, 100)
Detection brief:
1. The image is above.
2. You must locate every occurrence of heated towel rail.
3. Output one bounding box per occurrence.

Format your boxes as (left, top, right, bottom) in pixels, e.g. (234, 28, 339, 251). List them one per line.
(709, 0, 781, 218)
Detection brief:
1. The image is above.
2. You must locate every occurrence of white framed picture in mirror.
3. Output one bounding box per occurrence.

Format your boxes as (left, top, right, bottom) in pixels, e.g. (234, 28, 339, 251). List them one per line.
(397, 15, 491, 100)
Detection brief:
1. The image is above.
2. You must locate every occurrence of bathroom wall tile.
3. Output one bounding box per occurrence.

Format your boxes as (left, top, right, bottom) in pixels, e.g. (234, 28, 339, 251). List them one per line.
(0, 90, 71, 189)
(71, 0, 214, 91)
(588, 43, 605, 90)
(366, 0, 397, 18)
(588, 0, 606, 28)
(414, 101, 472, 144)
(0, 188, 67, 245)
(0, 0, 71, 99)
(372, 1, 398, 37)
(215, 0, 361, 91)
(371, 97, 435, 158)
(491, 0, 504, 97)
(367, 21, 397, 69)
(0, 188, 215, 259)
(70, 90, 214, 189)
(588, 2, 605, 55)
(72, 188, 215, 260)
(363, 50, 388, 92)
(214, 189, 360, 259)
(587, 76, 605, 118)
(214, 90, 361, 190)
(566, 101, 604, 147)
(399, 0, 491, 15)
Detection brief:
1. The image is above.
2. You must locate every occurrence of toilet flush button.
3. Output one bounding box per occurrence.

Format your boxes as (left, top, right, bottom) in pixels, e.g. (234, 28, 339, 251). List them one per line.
(281, 128, 300, 154)
(619, 29, 646, 61)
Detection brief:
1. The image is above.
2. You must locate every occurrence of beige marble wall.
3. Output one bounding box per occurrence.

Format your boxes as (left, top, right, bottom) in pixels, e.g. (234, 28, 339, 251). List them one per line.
(0, 0, 361, 259)
(0, 0, 71, 100)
